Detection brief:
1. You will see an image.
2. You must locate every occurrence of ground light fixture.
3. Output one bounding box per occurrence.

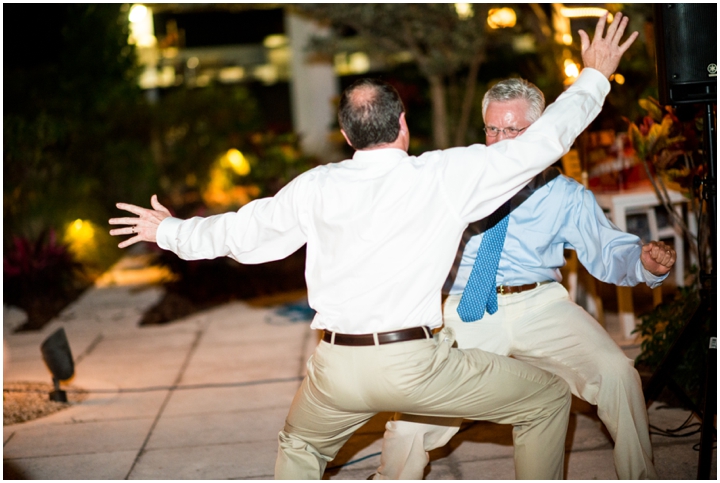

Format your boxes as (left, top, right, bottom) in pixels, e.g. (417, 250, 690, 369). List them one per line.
(40, 328, 75, 402)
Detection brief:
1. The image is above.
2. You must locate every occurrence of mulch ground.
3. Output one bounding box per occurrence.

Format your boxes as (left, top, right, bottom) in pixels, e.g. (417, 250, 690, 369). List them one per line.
(3, 382, 87, 425)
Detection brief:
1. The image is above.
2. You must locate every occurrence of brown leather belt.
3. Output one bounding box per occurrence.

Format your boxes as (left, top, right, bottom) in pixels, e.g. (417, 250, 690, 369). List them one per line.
(322, 326, 432, 346)
(496, 280, 552, 295)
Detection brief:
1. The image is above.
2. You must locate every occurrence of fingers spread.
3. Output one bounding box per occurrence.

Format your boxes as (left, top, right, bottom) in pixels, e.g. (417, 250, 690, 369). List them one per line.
(604, 12, 621, 42)
(109, 217, 140, 226)
(150, 195, 168, 214)
(118, 235, 141, 249)
(109, 227, 135, 236)
(619, 31, 639, 53)
(612, 15, 629, 44)
(578, 29, 590, 52)
(592, 13, 608, 42)
(116, 203, 147, 216)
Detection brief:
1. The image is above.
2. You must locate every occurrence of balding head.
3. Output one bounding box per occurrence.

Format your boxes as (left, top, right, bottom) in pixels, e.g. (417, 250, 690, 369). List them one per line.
(338, 79, 406, 150)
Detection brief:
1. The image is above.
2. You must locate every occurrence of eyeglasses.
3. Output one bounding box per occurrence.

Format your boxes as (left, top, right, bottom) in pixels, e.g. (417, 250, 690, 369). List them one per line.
(484, 126, 529, 138)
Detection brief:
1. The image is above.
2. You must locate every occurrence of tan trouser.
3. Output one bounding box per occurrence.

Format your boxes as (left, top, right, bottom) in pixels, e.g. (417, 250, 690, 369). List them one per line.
(275, 327, 571, 479)
(377, 284, 657, 480)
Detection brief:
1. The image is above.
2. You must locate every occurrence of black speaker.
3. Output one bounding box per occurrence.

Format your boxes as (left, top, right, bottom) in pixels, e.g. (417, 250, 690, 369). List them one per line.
(653, 4, 717, 106)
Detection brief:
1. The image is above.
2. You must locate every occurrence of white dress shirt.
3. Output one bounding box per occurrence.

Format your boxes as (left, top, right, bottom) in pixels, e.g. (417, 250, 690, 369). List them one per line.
(157, 68, 610, 334)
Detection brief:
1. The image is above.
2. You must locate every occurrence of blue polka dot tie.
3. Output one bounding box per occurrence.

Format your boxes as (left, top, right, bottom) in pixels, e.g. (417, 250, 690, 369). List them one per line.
(456, 207, 510, 322)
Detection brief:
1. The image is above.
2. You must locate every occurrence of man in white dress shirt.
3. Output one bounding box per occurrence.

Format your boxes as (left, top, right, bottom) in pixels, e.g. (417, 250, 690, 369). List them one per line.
(110, 13, 637, 479)
(373, 78, 675, 480)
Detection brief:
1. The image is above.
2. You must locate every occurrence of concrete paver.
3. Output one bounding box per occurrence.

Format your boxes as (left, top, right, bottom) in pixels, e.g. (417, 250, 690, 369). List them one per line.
(146, 407, 288, 449)
(129, 440, 279, 480)
(4, 451, 139, 480)
(3, 255, 716, 480)
(161, 382, 299, 417)
(4, 417, 156, 459)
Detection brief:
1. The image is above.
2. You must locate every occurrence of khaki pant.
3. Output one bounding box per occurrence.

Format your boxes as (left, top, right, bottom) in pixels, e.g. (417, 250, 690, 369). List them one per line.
(275, 327, 571, 479)
(378, 283, 657, 480)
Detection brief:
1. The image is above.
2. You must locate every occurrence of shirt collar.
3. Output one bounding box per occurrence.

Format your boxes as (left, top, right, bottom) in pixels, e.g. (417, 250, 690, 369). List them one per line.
(352, 148, 409, 163)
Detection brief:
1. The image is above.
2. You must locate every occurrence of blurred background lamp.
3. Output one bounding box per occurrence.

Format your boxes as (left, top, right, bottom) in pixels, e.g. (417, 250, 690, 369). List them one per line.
(454, 3, 474, 20)
(40, 328, 75, 402)
(487, 8, 516, 29)
(564, 59, 580, 78)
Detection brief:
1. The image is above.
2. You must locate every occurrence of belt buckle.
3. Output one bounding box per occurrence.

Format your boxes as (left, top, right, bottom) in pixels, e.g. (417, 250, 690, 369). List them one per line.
(498, 285, 506, 295)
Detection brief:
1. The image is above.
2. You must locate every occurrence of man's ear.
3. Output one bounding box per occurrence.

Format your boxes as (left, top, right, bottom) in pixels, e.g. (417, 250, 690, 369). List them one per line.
(399, 112, 408, 135)
(340, 129, 353, 148)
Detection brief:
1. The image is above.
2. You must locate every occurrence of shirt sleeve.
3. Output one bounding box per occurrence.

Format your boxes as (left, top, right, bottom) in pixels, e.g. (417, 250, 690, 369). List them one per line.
(559, 180, 668, 288)
(441, 68, 610, 223)
(156, 173, 309, 264)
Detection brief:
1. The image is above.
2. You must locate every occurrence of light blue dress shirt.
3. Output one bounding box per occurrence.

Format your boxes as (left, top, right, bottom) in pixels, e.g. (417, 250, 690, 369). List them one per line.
(449, 175, 668, 295)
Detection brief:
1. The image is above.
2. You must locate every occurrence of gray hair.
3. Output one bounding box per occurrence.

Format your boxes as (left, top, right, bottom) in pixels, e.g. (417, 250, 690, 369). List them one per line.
(481, 78, 545, 123)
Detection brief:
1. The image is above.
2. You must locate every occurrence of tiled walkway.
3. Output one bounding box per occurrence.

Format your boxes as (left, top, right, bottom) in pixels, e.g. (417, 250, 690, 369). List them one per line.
(3, 255, 716, 479)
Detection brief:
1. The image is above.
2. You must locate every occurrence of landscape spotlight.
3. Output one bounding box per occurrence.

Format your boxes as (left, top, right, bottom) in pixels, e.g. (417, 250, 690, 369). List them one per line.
(40, 328, 75, 402)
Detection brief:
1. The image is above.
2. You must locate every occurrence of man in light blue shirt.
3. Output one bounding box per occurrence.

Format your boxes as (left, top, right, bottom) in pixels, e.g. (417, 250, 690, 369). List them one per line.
(376, 78, 676, 480)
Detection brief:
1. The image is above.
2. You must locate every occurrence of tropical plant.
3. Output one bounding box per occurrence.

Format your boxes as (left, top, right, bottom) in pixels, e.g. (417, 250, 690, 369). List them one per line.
(629, 99, 713, 410)
(624, 98, 706, 280)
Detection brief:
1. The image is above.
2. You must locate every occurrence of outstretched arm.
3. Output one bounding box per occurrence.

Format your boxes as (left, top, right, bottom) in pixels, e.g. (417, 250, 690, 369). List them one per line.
(579, 12, 639, 79)
(109, 194, 171, 248)
(109, 179, 308, 264)
(445, 13, 638, 223)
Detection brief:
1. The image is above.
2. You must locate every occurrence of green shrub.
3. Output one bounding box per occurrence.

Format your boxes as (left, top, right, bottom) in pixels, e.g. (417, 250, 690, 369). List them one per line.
(634, 282, 711, 407)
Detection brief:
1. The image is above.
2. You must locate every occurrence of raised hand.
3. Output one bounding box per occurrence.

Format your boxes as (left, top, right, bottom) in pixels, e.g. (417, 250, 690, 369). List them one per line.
(579, 12, 639, 79)
(640, 241, 676, 276)
(109, 194, 172, 248)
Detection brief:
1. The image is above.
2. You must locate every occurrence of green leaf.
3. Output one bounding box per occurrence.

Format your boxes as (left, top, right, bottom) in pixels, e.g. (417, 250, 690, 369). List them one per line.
(639, 98, 663, 123)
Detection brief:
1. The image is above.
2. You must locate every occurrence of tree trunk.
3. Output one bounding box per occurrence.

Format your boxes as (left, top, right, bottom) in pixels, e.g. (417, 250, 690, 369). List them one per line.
(454, 50, 484, 147)
(428, 74, 449, 149)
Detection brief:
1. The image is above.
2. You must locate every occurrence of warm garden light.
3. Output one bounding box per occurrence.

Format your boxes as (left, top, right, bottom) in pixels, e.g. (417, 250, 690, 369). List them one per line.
(67, 219, 95, 245)
(560, 7, 613, 23)
(128, 4, 155, 47)
(219, 66, 245, 83)
(348, 53, 370, 74)
(564, 59, 580, 79)
(263, 34, 288, 49)
(487, 8, 516, 29)
(64, 219, 98, 262)
(225, 149, 251, 176)
(129, 4, 148, 23)
(562, 33, 573, 45)
(614, 73, 626, 85)
(454, 3, 473, 20)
